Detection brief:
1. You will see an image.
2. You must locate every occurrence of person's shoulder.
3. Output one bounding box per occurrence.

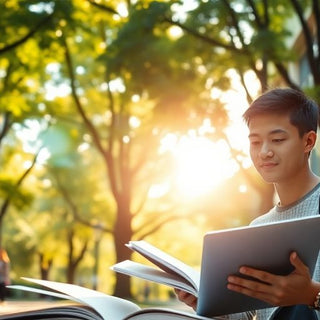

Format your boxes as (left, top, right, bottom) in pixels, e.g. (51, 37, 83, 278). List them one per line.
(313, 182, 320, 195)
(249, 207, 278, 226)
(308, 181, 320, 195)
(301, 182, 320, 205)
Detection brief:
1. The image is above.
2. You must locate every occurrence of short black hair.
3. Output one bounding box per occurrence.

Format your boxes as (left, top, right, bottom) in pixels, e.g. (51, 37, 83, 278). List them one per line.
(243, 88, 319, 137)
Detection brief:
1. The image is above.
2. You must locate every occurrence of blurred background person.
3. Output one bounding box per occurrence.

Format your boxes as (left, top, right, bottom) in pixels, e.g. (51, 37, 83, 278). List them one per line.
(0, 249, 10, 303)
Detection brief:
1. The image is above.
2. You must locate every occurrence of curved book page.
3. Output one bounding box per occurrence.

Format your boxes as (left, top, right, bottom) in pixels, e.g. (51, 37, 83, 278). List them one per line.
(16, 278, 141, 320)
(126, 241, 200, 292)
(111, 260, 198, 296)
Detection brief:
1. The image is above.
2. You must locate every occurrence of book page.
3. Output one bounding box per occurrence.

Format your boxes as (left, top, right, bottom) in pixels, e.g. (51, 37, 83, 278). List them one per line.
(127, 241, 200, 291)
(111, 260, 198, 296)
(125, 308, 224, 320)
(19, 278, 141, 320)
(0, 301, 103, 320)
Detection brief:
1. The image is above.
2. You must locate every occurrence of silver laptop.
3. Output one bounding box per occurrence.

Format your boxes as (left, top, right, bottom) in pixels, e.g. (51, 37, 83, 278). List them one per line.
(197, 215, 320, 317)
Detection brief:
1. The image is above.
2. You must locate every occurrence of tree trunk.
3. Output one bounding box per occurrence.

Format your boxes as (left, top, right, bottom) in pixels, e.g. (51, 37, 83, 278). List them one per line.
(39, 253, 53, 280)
(113, 199, 133, 298)
(67, 263, 76, 284)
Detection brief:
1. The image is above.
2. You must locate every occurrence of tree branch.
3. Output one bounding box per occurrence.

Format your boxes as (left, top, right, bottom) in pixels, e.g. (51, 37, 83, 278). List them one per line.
(0, 151, 39, 221)
(236, 68, 254, 104)
(0, 112, 12, 148)
(164, 17, 247, 54)
(54, 174, 112, 233)
(104, 70, 121, 201)
(245, 0, 263, 28)
(221, 0, 246, 48)
(135, 214, 191, 240)
(87, 0, 120, 16)
(63, 36, 106, 157)
(0, 13, 54, 55)
(290, 0, 319, 82)
(313, 0, 320, 70)
(274, 62, 301, 90)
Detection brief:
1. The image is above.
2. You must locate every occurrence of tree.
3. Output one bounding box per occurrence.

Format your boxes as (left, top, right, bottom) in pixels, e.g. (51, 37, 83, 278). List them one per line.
(0, 0, 67, 249)
(58, 0, 238, 297)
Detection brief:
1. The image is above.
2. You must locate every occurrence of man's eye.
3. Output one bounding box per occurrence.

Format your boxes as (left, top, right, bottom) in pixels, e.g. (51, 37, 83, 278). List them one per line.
(250, 141, 260, 146)
(272, 138, 285, 143)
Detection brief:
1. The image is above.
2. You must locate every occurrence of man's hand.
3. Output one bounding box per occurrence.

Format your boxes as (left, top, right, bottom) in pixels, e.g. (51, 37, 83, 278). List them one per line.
(227, 252, 318, 306)
(174, 289, 198, 310)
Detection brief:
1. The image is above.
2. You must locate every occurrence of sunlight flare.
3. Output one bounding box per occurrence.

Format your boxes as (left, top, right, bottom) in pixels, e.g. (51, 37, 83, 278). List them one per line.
(173, 136, 238, 198)
(155, 129, 240, 199)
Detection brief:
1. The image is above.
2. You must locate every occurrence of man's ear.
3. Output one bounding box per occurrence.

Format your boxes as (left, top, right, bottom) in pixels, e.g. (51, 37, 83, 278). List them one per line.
(304, 130, 317, 153)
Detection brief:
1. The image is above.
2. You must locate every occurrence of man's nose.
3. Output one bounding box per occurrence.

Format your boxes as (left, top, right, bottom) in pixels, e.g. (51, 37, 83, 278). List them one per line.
(259, 143, 273, 159)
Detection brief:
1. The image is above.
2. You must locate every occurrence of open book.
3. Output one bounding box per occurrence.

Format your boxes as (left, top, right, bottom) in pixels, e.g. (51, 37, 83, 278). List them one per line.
(111, 240, 200, 297)
(111, 216, 320, 317)
(5, 277, 217, 320)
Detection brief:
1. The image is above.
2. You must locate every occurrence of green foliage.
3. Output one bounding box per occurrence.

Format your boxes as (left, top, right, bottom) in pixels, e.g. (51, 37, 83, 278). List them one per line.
(304, 85, 320, 105)
(250, 27, 297, 64)
(0, 179, 33, 210)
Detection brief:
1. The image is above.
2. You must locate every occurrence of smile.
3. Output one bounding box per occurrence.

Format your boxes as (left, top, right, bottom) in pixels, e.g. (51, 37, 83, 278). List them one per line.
(260, 162, 277, 169)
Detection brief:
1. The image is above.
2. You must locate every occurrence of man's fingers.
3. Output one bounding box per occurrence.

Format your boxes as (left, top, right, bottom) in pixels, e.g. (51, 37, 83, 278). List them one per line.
(174, 289, 197, 310)
(290, 252, 309, 273)
(238, 266, 277, 285)
(228, 275, 272, 294)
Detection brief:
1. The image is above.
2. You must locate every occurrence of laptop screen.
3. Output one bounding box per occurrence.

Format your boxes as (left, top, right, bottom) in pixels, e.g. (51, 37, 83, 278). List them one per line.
(196, 215, 320, 317)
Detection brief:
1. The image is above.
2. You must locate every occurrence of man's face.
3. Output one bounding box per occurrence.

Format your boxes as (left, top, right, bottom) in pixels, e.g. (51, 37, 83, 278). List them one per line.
(248, 113, 311, 184)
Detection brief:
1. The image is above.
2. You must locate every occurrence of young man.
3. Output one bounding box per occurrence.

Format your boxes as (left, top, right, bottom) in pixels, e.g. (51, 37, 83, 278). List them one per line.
(175, 88, 320, 319)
